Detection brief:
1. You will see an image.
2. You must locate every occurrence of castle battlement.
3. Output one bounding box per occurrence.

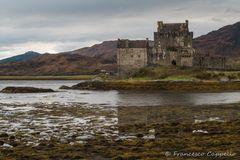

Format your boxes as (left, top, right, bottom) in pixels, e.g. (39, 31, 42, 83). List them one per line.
(117, 39, 152, 48)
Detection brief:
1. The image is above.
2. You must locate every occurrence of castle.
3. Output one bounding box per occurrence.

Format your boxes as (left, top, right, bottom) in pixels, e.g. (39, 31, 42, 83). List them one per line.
(117, 20, 226, 78)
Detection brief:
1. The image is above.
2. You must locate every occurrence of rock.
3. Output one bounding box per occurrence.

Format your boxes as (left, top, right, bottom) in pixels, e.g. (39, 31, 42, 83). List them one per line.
(0, 140, 4, 145)
(143, 135, 155, 140)
(0, 133, 9, 138)
(220, 77, 229, 82)
(69, 142, 75, 145)
(2, 143, 13, 148)
(9, 135, 15, 140)
(149, 129, 155, 133)
(76, 135, 94, 140)
(10, 141, 19, 147)
(59, 85, 71, 89)
(60, 138, 68, 144)
(192, 130, 208, 134)
(39, 132, 49, 137)
(61, 81, 109, 90)
(1, 87, 55, 93)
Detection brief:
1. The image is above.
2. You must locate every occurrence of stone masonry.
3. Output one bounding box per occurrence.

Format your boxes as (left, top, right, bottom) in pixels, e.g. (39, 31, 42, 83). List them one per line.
(117, 39, 152, 78)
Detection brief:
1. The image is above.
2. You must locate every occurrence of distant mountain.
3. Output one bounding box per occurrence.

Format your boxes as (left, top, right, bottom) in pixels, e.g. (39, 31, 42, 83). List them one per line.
(193, 22, 240, 57)
(0, 53, 116, 76)
(0, 51, 41, 64)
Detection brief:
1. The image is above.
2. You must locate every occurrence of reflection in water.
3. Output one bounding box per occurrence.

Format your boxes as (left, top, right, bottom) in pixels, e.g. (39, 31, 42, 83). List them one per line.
(117, 90, 240, 106)
(118, 105, 240, 136)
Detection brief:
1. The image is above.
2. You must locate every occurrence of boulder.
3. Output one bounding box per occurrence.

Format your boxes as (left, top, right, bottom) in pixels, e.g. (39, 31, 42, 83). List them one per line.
(1, 87, 55, 93)
(59, 85, 71, 89)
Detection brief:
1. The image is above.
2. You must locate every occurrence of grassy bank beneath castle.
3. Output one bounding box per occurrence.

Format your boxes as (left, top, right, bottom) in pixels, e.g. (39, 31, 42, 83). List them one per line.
(59, 66, 240, 92)
(62, 80, 240, 92)
(132, 66, 240, 81)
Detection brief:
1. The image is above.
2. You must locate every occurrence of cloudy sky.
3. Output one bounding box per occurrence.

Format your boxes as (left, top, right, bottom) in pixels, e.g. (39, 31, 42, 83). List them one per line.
(0, 0, 239, 59)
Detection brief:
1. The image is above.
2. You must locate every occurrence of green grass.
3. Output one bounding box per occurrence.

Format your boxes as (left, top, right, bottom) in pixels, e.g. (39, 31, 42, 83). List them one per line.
(132, 65, 240, 81)
(0, 75, 95, 80)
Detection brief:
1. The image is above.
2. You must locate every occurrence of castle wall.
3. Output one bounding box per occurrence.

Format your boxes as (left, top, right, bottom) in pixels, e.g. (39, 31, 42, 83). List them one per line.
(180, 56, 193, 67)
(193, 54, 226, 69)
(117, 48, 148, 78)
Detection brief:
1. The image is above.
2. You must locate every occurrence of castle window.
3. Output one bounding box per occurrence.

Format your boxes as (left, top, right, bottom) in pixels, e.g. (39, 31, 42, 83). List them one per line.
(131, 55, 134, 58)
(138, 55, 141, 58)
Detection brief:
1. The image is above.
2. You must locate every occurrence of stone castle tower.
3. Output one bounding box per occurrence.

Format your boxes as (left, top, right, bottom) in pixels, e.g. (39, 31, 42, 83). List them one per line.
(153, 20, 195, 66)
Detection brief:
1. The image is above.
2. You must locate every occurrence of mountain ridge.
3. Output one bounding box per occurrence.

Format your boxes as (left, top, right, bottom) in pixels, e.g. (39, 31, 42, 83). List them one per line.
(193, 21, 240, 57)
(0, 51, 41, 64)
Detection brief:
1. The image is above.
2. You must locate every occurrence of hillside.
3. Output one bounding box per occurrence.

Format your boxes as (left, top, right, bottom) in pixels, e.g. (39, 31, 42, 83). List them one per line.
(64, 41, 118, 63)
(0, 53, 116, 76)
(193, 22, 240, 57)
(0, 51, 40, 64)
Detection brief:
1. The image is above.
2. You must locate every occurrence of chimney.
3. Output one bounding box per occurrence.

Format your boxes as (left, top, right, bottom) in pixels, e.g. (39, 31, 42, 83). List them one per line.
(125, 39, 129, 48)
(146, 38, 149, 47)
(185, 20, 189, 27)
(117, 38, 121, 48)
(158, 21, 163, 32)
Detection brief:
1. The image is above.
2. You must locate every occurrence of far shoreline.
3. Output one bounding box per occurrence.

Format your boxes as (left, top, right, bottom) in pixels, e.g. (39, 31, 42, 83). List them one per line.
(0, 75, 95, 80)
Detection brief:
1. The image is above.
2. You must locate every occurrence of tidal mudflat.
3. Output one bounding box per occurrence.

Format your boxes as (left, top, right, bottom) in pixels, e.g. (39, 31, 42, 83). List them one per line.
(0, 102, 239, 159)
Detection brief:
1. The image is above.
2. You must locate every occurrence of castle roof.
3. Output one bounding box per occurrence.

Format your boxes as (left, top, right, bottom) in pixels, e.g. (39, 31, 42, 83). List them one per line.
(161, 23, 188, 32)
(157, 21, 189, 33)
(117, 39, 153, 48)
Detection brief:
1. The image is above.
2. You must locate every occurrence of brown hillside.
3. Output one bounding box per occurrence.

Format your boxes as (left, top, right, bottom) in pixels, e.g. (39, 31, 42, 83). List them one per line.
(0, 53, 116, 76)
(65, 41, 118, 63)
(193, 22, 240, 57)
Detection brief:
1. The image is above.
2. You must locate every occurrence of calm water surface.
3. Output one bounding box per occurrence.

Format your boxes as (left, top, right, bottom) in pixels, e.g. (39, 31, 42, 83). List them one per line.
(0, 80, 240, 106)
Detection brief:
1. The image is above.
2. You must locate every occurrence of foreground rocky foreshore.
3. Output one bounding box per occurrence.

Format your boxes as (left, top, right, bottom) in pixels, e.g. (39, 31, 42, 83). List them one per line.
(60, 80, 240, 92)
(0, 102, 239, 160)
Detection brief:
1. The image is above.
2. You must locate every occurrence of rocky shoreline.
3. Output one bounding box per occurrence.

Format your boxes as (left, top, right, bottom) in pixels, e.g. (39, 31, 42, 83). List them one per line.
(0, 102, 239, 159)
(60, 80, 240, 92)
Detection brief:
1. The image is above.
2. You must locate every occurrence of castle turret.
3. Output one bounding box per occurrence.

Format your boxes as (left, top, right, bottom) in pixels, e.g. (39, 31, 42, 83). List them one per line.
(157, 21, 163, 32)
(185, 20, 189, 27)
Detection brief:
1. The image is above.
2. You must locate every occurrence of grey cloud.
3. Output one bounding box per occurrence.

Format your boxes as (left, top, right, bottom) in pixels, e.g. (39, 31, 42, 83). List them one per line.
(0, 0, 240, 58)
(226, 8, 240, 14)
